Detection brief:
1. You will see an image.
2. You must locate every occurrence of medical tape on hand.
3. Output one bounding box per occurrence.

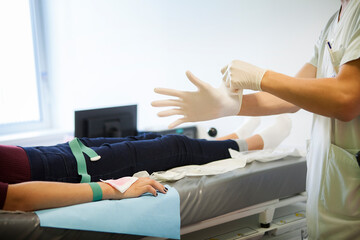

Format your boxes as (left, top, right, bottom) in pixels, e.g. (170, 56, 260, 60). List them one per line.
(69, 138, 101, 183)
(101, 177, 138, 193)
(88, 182, 103, 201)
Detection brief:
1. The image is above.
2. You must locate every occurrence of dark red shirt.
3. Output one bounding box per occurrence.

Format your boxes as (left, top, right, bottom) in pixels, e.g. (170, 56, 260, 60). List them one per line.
(0, 145, 30, 209)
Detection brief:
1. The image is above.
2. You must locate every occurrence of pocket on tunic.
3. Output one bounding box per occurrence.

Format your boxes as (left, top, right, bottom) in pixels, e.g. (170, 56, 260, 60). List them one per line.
(321, 144, 360, 217)
(330, 47, 345, 74)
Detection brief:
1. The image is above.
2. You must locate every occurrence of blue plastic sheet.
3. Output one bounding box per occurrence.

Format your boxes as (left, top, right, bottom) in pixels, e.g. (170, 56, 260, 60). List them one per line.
(36, 185, 180, 239)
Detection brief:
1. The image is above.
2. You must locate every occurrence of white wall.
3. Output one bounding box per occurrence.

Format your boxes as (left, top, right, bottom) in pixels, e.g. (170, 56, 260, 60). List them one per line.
(41, 0, 339, 150)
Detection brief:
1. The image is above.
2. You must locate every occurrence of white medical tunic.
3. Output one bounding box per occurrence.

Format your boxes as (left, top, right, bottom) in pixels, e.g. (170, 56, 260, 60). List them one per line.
(308, 1, 360, 239)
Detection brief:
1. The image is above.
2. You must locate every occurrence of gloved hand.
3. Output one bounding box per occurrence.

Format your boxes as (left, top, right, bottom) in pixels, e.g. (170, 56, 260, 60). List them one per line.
(151, 71, 243, 129)
(221, 60, 267, 92)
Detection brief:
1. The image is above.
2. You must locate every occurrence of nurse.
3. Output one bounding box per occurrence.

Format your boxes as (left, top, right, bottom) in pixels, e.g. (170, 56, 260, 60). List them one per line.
(152, 0, 360, 239)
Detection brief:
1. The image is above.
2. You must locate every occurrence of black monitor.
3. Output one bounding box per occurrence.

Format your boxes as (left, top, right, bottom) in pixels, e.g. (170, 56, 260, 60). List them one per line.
(74, 105, 137, 138)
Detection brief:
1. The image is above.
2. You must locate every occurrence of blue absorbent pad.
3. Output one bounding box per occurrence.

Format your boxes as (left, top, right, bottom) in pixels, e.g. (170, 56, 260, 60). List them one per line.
(35, 185, 180, 239)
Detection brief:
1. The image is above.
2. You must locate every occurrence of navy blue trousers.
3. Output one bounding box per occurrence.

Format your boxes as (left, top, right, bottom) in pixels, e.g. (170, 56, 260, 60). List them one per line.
(23, 133, 239, 183)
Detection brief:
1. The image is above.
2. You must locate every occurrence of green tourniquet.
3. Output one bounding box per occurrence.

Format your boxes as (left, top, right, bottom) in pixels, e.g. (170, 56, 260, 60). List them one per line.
(69, 138, 100, 183)
(88, 182, 103, 201)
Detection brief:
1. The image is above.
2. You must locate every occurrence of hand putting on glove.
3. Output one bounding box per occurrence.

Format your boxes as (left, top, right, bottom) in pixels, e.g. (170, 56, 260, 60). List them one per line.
(221, 60, 267, 93)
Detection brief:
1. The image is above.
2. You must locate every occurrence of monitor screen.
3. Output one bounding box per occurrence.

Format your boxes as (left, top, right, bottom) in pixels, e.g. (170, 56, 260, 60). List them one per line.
(74, 105, 137, 138)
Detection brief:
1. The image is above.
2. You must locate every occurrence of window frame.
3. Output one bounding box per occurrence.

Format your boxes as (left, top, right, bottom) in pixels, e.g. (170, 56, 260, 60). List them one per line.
(0, 0, 50, 136)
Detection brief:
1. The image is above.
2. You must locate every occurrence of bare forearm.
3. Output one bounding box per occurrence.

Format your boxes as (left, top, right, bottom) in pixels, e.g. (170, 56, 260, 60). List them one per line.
(262, 71, 339, 117)
(239, 92, 299, 116)
(237, 63, 317, 116)
(3, 178, 166, 212)
(261, 60, 360, 121)
(4, 181, 117, 211)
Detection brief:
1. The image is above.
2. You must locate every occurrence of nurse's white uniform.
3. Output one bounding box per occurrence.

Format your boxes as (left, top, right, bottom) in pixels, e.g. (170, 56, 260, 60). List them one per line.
(308, 1, 360, 239)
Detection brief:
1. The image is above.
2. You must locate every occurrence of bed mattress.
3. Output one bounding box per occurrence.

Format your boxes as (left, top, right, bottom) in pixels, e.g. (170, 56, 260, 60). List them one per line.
(0, 156, 306, 240)
(172, 156, 307, 227)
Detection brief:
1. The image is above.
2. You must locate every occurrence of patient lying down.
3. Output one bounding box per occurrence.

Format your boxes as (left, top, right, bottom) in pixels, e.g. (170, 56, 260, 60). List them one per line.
(0, 115, 291, 211)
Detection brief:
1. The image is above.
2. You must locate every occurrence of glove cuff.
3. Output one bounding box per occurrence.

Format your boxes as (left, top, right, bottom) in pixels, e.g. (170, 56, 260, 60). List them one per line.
(254, 69, 267, 91)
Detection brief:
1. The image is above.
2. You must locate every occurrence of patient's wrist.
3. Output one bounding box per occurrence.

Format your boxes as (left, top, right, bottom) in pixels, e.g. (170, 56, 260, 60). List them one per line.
(98, 182, 124, 200)
(98, 182, 112, 200)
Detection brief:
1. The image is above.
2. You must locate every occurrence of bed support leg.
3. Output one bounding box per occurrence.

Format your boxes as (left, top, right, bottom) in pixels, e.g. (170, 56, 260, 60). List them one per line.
(259, 207, 275, 228)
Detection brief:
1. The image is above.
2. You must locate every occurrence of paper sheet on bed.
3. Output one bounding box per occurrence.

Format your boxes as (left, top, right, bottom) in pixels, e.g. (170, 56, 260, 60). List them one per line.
(35, 185, 180, 239)
(145, 148, 303, 181)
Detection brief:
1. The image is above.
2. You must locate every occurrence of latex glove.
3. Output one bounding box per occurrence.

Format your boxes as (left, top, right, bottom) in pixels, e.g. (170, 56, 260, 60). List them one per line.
(221, 60, 266, 92)
(151, 71, 242, 129)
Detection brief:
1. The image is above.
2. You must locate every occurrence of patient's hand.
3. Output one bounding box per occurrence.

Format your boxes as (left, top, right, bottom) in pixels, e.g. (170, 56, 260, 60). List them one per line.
(116, 177, 167, 199)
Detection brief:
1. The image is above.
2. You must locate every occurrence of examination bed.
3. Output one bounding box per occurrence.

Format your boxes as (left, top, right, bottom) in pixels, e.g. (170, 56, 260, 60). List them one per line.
(0, 155, 306, 240)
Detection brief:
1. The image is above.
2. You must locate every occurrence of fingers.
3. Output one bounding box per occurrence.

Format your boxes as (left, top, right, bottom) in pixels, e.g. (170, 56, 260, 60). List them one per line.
(168, 118, 187, 129)
(138, 185, 158, 197)
(222, 68, 229, 85)
(154, 71, 208, 94)
(185, 70, 207, 89)
(221, 71, 240, 94)
(156, 108, 183, 117)
(122, 177, 169, 199)
(153, 104, 188, 128)
(151, 99, 182, 107)
(154, 87, 183, 98)
(221, 65, 228, 74)
(156, 110, 187, 129)
(138, 178, 168, 197)
(147, 178, 167, 194)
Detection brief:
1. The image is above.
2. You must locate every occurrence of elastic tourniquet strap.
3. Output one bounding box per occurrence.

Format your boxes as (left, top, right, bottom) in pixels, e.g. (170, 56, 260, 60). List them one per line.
(69, 138, 101, 183)
(88, 182, 103, 201)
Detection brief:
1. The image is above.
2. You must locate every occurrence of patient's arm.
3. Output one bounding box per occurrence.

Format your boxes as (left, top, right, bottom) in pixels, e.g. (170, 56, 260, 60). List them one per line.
(3, 177, 166, 212)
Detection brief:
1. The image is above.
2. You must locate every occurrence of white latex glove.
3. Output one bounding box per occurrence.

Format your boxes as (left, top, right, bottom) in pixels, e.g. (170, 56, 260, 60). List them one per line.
(221, 60, 266, 92)
(151, 71, 243, 129)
